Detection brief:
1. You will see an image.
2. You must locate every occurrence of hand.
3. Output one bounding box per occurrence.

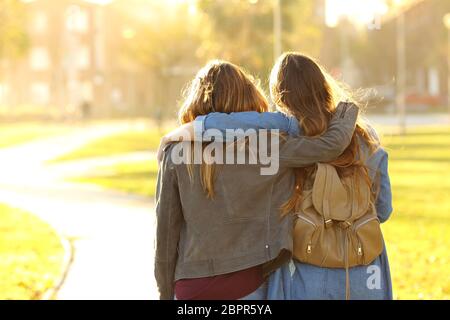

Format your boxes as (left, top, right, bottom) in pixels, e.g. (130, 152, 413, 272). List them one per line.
(156, 135, 170, 164)
(156, 122, 196, 164)
(334, 101, 359, 120)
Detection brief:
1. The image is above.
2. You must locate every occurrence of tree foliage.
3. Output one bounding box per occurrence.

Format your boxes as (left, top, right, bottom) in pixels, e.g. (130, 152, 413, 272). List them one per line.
(0, 0, 29, 61)
(198, 0, 323, 80)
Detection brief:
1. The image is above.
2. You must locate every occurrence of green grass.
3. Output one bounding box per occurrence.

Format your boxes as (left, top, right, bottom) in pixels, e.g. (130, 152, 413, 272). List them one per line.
(51, 129, 165, 162)
(66, 126, 450, 299)
(380, 127, 450, 299)
(0, 204, 64, 299)
(0, 122, 71, 148)
(0, 105, 62, 121)
(69, 160, 159, 197)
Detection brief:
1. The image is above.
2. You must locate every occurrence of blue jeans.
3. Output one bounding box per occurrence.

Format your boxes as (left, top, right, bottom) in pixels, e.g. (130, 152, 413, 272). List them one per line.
(239, 282, 268, 300)
(267, 252, 392, 300)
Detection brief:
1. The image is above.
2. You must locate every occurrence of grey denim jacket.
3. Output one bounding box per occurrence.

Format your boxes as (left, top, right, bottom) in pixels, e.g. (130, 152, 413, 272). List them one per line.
(154, 103, 359, 299)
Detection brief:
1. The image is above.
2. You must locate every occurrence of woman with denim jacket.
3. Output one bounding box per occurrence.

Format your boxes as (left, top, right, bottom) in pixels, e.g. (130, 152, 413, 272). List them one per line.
(184, 53, 393, 300)
(155, 59, 359, 300)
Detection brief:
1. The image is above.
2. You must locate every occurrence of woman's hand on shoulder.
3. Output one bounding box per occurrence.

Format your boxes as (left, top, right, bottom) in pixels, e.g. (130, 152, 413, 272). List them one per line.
(157, 122, 195, 163)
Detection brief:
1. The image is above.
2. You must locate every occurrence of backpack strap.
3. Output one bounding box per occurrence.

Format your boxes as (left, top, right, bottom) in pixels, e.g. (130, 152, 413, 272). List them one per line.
(322, 165, 333, 228)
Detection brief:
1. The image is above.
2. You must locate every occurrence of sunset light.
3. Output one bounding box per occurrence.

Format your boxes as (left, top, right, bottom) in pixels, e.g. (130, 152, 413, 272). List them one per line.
(325, 0, 388, 27)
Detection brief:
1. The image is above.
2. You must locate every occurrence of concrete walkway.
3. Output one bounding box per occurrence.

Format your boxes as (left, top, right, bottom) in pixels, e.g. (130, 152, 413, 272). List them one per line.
(0, 123, 159, 299)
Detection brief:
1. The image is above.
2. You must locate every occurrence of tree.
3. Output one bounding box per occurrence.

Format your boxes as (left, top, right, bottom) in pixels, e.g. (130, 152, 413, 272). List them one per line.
(282, 0, 323, 58)
(109, 0, 208, 117)
(198, 0, 274, 79)
(0, 0, 29, 63)
(108, 0, 323, 115)
(198, 0, 323, 82)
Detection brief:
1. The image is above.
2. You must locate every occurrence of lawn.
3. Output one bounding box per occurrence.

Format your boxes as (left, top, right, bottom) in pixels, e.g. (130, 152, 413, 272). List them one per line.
(64, 126, 450, 299)
(0, 204, 64, 299)
(69, 160, 159, 197)
(0, 122, 72, 148)
(50, 128, 165, 162)
(380, 127, 450, 300)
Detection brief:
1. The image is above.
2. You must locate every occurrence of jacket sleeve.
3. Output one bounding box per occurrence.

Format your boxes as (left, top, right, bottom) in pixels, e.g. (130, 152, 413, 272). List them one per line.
(154, 145, 183, 300)
(194, 111, 300, 141)
(374, 149, 393, 223)
(278, 102, 359, 167)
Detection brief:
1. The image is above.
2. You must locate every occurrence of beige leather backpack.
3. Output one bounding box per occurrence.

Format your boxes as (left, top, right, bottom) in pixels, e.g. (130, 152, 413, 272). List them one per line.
(293, 163, 383, 300)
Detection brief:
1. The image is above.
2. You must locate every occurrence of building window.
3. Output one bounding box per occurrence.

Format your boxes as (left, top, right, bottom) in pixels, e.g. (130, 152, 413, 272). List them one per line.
(77, 46, 90, 69)
(428, 67, 440, 96)
(33, 11, 48, 33)
(66, 6, 89, 33)
(30, 82, 50, 105)
(0, 83, 8, 105)
(30, 47, 50, 71)
(81, 81, 93, 101)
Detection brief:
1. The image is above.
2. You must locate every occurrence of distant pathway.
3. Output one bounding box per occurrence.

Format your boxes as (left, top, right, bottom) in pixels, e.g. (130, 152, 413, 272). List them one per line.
(367, 113, 450, 128)
(0, 122, 158, 299)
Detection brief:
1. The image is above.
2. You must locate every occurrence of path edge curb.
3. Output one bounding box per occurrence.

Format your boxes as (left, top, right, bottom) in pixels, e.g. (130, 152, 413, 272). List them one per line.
(41, 235, 74, 300)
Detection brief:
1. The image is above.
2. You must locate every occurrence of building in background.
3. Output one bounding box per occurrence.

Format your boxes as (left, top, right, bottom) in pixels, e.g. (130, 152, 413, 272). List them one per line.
(1, 0, 449, 116)
(320, 0, 450, 111)
(402, 0, 449, 109)
(3, 0, 101, 114)
(0, 0, 159, 117)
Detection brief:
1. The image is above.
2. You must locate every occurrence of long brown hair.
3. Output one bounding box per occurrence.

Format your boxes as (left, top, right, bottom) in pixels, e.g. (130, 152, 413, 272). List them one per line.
(270, 52, 379, 215)
(179, 60, 269, 198)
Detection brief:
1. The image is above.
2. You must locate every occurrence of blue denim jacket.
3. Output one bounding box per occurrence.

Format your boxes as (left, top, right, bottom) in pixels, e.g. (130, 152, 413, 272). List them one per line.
(197, 111, 394, 299)
(195, 111, 300, 141)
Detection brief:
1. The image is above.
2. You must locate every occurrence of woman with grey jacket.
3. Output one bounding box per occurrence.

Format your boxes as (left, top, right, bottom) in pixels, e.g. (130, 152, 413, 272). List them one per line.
(155, 59, 358, 300)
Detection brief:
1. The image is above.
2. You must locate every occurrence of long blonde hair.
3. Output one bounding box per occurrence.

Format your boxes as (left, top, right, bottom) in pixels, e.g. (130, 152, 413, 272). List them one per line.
(270, 52, 379, 215)
(178, 60, 269, 198)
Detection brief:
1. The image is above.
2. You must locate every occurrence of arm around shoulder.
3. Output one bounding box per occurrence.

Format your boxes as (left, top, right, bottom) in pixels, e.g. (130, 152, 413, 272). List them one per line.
(279, 102, 359, 167)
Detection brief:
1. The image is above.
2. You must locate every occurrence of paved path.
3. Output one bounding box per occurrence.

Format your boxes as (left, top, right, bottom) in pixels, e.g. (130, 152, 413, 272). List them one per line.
(44, 151, 155, 179)
(0, 123, 159, 299)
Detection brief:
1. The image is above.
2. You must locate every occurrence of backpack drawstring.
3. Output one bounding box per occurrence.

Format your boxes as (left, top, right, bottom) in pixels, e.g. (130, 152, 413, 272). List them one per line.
(344, 230, 351, 300)
(338, 221, 352, 300)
